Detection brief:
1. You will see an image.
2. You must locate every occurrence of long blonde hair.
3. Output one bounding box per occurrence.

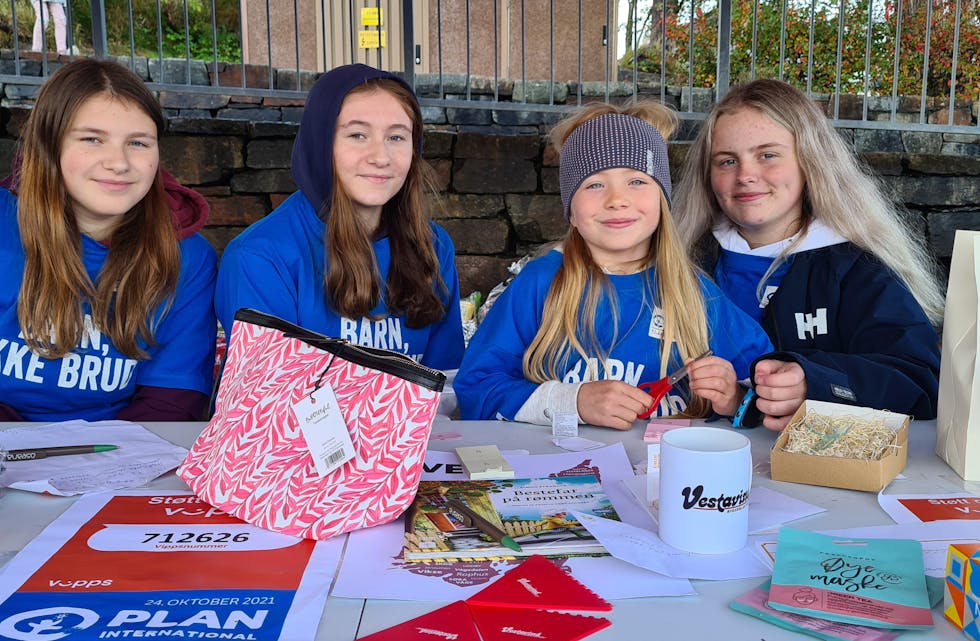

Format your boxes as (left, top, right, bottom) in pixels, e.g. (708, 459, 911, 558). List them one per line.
(674, 78, 944, 325)
(16, 58, 179, 360)
(524, 101, 712, 417)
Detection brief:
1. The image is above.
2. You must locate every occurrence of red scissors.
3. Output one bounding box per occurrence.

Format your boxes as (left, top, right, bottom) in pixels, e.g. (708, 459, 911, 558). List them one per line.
(637, 350, 713, 419)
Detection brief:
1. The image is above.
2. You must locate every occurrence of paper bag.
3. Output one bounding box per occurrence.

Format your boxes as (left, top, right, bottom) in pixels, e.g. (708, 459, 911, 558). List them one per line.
(937, 230, 980, 481)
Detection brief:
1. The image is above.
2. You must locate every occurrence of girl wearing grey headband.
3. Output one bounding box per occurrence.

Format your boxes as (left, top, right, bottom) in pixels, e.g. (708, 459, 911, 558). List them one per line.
(455, 102, 772, 430)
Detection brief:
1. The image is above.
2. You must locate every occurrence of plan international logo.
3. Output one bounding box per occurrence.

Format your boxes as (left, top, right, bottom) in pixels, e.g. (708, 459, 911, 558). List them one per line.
(0, 607, 99, 641)
(0, 606, 267, 640)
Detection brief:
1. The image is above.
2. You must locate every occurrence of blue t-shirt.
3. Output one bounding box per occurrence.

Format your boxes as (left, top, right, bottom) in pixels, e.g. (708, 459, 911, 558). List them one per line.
(455, 250, 774, 421)
(714, 249, 791, 323)
(0, 189, 217, 422)
(214, 191, 464, 370)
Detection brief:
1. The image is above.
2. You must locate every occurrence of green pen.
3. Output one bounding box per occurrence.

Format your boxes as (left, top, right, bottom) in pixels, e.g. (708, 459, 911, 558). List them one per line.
(446, 498, 523, 553)
(4, 444, 119, 462)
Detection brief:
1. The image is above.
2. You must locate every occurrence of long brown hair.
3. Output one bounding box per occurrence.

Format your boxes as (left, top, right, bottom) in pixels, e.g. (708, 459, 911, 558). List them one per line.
(674, 79, 944, 324)
(17, 58, 179, 359)
(325, 78, 447, 327)
(525, 101, 712, 417)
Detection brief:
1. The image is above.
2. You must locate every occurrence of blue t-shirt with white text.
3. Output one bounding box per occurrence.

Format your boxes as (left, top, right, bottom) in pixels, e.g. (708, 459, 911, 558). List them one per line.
(214, 191, 464, 371)
(0, 188, 217, 421)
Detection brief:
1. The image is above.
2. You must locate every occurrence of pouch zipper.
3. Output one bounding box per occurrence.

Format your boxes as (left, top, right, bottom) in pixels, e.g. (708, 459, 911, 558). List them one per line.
(233, 308, 446, 392)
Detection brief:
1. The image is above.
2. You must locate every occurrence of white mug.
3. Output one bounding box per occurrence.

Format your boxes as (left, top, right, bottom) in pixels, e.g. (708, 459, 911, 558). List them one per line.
(658, 426, 751, 554)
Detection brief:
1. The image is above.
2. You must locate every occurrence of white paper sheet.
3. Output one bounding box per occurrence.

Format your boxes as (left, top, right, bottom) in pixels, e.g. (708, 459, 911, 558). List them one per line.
(572, 510, 771, 580)
(622, 474, 826, 534)
(752, 520, 980, 576)
(332, 443, 696, 600)
(0, 420, 189, 495)
(551, 436, 606, 451)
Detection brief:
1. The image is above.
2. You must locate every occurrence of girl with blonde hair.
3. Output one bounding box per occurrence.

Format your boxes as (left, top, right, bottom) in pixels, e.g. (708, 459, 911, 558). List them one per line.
(455, 101, 772, 430)
(674, 78, 943, 430)
(0, 58, 217, 421)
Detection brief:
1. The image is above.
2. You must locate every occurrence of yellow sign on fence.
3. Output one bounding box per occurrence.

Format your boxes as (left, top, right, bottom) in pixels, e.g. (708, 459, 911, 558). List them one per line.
(357, 30, 386, 49)
(360, 8, 383, 27)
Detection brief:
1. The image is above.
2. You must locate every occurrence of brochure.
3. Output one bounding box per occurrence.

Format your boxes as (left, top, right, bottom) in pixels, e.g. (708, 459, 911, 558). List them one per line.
(403, 474, 617, 562)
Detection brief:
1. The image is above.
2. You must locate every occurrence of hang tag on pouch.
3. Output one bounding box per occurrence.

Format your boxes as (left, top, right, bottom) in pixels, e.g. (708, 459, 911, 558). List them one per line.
(293, 384, 355, 477)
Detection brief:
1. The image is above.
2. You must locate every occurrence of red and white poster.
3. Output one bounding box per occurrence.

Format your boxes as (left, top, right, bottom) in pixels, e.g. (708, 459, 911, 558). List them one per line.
(878, 492, 980, 524)
(0, 490, 342, 640)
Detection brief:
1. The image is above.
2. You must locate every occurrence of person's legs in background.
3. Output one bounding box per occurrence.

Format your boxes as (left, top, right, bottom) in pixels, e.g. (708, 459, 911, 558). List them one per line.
(49, 2, 67, 54)
(31, 1, 68, 55)
(31, 0, 48, 52)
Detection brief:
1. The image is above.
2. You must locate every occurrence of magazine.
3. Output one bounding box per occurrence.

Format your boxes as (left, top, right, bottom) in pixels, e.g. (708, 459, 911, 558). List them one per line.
(402, 474, 619, 561)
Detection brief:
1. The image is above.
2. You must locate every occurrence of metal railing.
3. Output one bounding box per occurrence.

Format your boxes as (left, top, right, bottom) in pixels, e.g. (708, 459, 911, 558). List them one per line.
(0, 0, 975, 132)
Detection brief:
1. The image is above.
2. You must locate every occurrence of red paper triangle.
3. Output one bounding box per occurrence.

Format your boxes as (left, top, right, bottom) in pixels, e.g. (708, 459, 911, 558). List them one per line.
(469, 605, 611, 641)
(357, 600, 482, 641)
(466, 555, 612, 612)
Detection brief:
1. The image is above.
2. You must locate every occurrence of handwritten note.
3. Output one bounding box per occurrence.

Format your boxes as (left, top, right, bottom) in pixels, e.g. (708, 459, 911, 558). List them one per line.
(0, 420, 188, 496)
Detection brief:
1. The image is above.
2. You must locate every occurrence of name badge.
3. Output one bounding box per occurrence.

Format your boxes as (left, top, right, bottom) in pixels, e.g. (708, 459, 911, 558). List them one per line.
(552, 412, 579, 438)
(648, 306, 664, 339)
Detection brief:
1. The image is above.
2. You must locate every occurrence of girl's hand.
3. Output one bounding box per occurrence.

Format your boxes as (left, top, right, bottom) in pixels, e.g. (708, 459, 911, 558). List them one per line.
(576, 380, 653, 430)
(753, 359, 807, 431)
(686, 355, 739, 416)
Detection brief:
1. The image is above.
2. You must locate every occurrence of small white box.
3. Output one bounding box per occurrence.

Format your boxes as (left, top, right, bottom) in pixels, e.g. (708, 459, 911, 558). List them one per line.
(455, 445, 515, 480)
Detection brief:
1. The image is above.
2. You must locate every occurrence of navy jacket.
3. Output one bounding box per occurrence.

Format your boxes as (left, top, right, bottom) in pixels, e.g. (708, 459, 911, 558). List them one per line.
(697, 238, 941, 423)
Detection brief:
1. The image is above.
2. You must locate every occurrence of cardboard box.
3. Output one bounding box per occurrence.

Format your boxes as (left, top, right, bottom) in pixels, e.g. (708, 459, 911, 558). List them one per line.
(945, 543, 980, 639)
(770, 400, 909, 492)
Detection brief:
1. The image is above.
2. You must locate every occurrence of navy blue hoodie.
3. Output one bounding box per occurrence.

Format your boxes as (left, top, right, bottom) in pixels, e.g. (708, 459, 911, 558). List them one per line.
(291, 63, 417, 219)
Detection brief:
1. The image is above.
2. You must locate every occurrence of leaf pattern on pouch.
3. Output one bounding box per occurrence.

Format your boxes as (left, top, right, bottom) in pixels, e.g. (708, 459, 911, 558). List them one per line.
(178, 319, 440, 540)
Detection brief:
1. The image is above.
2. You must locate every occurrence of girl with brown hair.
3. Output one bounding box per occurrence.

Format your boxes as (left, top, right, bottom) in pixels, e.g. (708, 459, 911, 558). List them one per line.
(0, 58, 217, 421)
(215, 64, 463, 370)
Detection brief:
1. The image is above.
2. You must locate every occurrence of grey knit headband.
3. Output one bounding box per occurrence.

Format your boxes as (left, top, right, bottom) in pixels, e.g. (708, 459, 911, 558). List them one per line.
(558, 113, 672, 218)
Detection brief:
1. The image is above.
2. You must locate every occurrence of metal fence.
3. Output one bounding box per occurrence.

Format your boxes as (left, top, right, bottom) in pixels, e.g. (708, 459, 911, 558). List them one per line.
(1, 0, 977, 132)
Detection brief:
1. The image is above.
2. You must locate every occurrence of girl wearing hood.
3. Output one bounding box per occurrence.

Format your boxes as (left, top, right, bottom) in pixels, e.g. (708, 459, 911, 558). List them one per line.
(215, 64, 464, 371)
(0, 58, 217, 422)
(674, 79, 943, 431)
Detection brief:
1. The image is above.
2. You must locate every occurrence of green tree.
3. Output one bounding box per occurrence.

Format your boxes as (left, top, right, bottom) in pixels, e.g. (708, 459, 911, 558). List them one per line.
(622, 0, 979, 102)
(885, 0, 980, 100)
(0, 0, 241, 62)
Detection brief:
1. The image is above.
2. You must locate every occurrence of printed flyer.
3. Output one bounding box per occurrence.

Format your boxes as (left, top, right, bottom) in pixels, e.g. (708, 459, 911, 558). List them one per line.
(332, 444, 696, 601)
(403, 474, 617, 562)
(0, 490, 343, 641)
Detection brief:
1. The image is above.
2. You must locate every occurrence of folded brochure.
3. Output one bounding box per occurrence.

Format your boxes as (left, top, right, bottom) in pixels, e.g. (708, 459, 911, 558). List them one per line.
(403, 474, 616, 561)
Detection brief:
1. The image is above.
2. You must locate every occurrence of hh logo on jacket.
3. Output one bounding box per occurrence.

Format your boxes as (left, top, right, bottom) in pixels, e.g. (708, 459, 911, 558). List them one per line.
(795, 308, 828, 340)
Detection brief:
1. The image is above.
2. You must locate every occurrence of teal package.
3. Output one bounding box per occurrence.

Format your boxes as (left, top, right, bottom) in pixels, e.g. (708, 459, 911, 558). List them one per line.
(767, 528, 933, 630)
(730, 577, 945, 641)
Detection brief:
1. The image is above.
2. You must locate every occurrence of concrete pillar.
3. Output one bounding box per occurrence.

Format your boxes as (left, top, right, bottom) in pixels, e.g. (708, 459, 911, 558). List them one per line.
(425, 1, 615, 81)
(239, 0, 612, 80)
(240, 0, 322, 71)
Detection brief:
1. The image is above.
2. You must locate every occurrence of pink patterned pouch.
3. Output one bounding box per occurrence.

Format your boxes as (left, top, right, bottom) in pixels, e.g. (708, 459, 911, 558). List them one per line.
(179, 309, 445, 540)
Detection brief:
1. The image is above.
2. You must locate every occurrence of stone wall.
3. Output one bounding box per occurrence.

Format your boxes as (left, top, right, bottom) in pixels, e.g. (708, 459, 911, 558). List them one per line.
(1, 58, 978, 297)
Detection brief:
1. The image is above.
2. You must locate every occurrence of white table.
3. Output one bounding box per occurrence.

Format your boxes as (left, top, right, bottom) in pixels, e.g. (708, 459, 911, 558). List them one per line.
(0, 417, 970, 640)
